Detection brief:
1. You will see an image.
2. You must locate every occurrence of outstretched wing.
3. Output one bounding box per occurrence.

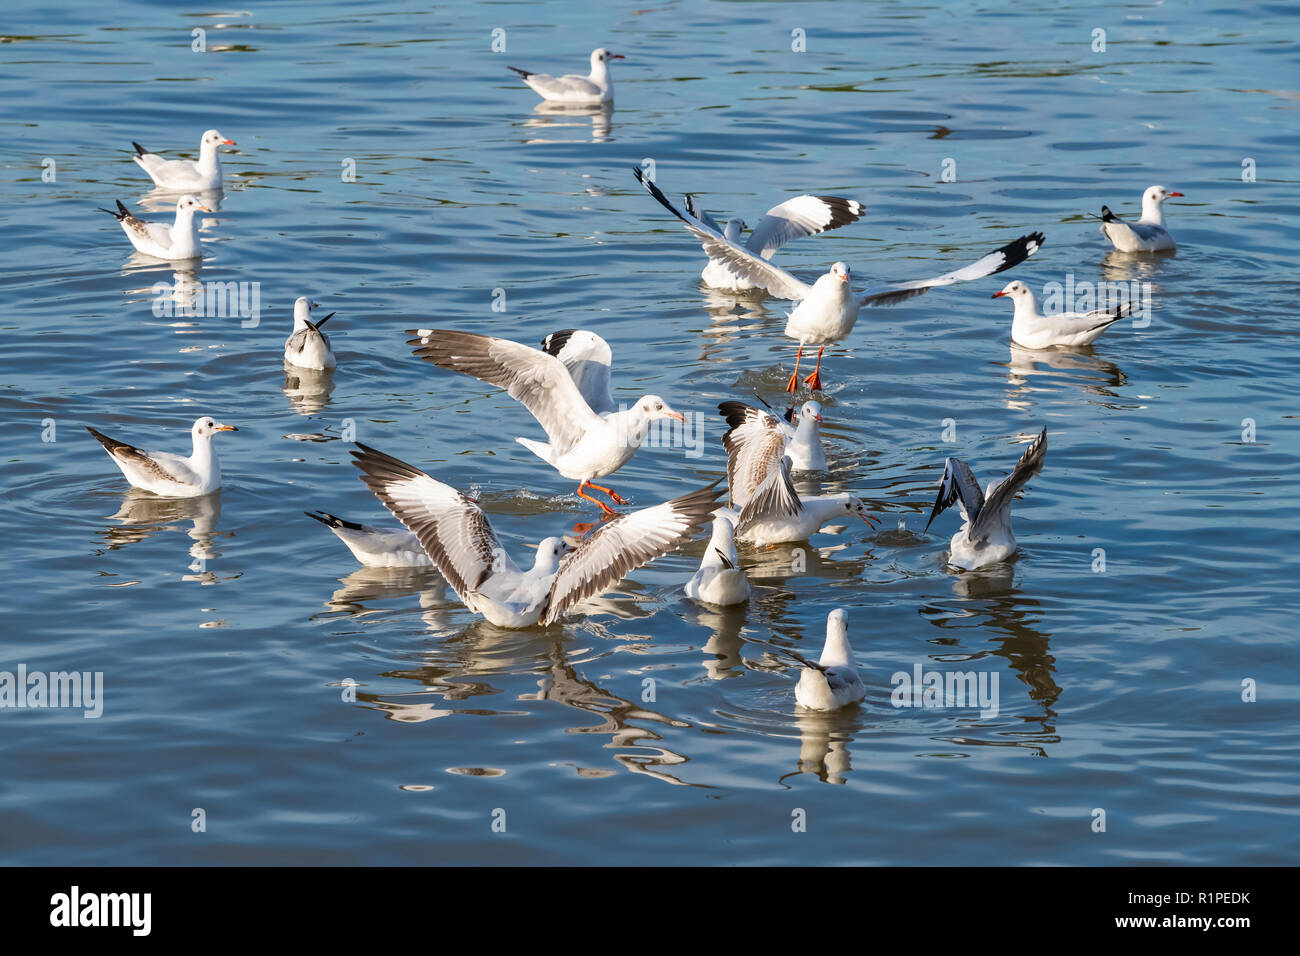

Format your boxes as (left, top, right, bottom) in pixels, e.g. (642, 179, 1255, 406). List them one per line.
(745, 195, 865, 260)
(972, 428, 1047, 539)
(856, 232, 1045, 306)
(407, 329, 602, 455)
(540, 482, 724, 624)
(683, 195, 725, 236)
(736, 456, 803, 532)
(719, 400, 789, 509)
(350, 443, 517, 602)
(633, 167, 813, 301)
(924, 457, 985, 532)
(540, 328, 616, 417)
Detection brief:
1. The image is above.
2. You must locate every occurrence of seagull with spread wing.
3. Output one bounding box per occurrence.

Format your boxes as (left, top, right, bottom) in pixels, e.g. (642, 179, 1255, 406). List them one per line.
(720, 399, 827, 473)
(718, 403, 876, 545)
(407, 328, 685, 515)
(924, 427, 1047, 570)
(350, 443, 722, 628)
(634, 167, 1045, 392)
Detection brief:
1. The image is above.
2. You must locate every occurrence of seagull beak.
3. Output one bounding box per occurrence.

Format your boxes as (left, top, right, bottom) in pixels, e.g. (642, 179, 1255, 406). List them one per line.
(222, 139, 236, 145)
(861, 513, 879, 528)
(813, 413, 823, 422)
(198, 204, 213, 212)
(666, 411, 686, 423)
(991, 291, 1007, 298)
(215, 424, 238, 432)
(1168, 191, 1183, 197)
(609, 53, 624, 59)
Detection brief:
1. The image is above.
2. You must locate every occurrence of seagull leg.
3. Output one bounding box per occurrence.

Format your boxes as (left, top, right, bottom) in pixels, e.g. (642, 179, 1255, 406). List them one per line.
(576, 482, 619, 516)
(785, 345, 804, 394)
(802, 346, 825, 392)
(583, 480, 627, 505)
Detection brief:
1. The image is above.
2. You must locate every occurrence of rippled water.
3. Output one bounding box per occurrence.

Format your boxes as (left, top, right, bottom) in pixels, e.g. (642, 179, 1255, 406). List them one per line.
(3, 0, 1298, 865)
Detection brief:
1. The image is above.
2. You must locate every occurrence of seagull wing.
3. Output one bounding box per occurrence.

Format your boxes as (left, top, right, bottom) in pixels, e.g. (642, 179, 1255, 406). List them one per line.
(634, 167, 813, 300)
(350, 443, 518, 603)
(745, 195, 865, 259)
(407, 329, 602, 455)
(736, 455, 803, 532)
(540, 328, 616, 417)
(719, 401, 789, 509)
(924, 457, 985, 532)
(971, 428, 1047, 539)
(540, 482, 724, 625)
(86, 426, 198, 486)
(856, 232, 1045, 306)
(683, 195, 725, 236)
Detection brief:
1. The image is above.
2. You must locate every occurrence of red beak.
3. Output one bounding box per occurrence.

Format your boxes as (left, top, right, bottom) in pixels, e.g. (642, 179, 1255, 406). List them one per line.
(991, 291, 1006, 298)
(609, 54, 625, 59)
(222, 139, 236, 145)
(1168, 191, 1183, 197)
(813, 414, 823, 422)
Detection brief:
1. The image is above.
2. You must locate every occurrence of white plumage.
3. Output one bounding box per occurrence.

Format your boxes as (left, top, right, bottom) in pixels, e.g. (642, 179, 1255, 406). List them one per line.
(131, 129, 235, 192)
(508, 48, 622, 106)
(794, 609, 866, 710)
(87, 416, 237, 498)
(284, 296, 337, 370)
(993, 280, 1130, 349)
(1098, 185, 1182, 252)
(685, 515, 750, 607)
(100, 195, 208, 261)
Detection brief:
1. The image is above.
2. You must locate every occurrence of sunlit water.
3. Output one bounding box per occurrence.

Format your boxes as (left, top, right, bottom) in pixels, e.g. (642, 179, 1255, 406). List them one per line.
(2, 0, 1298, 864)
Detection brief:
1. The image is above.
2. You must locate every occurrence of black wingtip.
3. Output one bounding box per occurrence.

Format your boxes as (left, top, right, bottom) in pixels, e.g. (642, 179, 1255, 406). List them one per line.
(132, 141, 148, 157)
(632, 166, 690, 224)
(718, 400, 757, 430)
(541, 328, 577, 357)
(316, 312, 336, 328)
(99, 200, 129, 220)
(1100, 205, 1118, 223)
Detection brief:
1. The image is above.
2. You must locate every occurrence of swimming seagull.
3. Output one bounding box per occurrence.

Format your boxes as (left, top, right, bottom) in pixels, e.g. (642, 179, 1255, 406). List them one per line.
(1097, 185, 1182, 253)
(305, 511, 432, 568)
(284, 296, 337, 370)
(793, 609, 866, 710)
(634, 167, 1045, 391)
(98, 196, 209, 260)
(719, 411, 876, 546)
(508, 48, 623, 106)
(720, 399, 827, 473)
(406, 329, 685, 515)
(924, 427, 1047, 570)
(675, 190, 866, 291)
(350, 443, 722, 628)
(87, 416, 237, 497)
(131, 129, 235, 192)
(684, 515, 750, 606)
(992, 280, 1132, 349)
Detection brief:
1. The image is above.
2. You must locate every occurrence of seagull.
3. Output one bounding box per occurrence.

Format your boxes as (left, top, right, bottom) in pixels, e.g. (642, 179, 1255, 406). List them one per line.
(684, 515, 750, 606)
(131, 129, 235, 192)
(674, 190, 865, 291)
(350, 443, 722, 628)
(305, 511, 432, 568)
(87, 416, 237, 497)
(719, 410, 876, 546)
(634, 167, 1045, 391)
(406, 329, 686, 515)
(284, 297, 337, 370)
(720, 399, 827, 472)
(98, 196, 209, 260)
(924, 427, 1047, 570)
(540, 328, 615, 415)
(992, 280, 1132, 349)
(1097, 185, 1182, 253)
(508, 48, 623, 106)
(794, 609, 866, 710)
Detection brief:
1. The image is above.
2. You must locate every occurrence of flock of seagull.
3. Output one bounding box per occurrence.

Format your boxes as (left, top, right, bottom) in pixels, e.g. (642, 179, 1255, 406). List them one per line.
(88, 48, 1185, 710)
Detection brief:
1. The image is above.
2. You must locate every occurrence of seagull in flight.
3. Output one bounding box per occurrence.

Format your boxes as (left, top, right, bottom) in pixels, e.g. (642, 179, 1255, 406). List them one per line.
(634, 166, 1044, 392)
(350, 443, 722, 628)
(924, 427, 1047, 570)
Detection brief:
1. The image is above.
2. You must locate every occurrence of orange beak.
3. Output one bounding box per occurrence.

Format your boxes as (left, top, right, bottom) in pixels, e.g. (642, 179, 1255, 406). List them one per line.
(666, 411, 686, 423)
(1168, 191, 1183, 197)
(198, 204, 213, 212)
(215, 425, 238, 432)
(222, 139, 236, 145)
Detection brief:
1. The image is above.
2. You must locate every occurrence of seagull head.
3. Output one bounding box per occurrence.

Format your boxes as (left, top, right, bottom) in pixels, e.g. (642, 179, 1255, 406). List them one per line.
(534, 536, 575, 572)
(991, 279, 1031, 302)
(830, 262, 851, 284)
(841, 495, 878, 529)
(176, 194, 212, 214)
(636, 396, 686, 423)
(799, 401, 823, 424)
(203, 129, 236, 147)
(292, 296, 320, 326)
(1146, 185, 1183, 204)
(193, 416, 238, 438)
(591, 48, 624, 66)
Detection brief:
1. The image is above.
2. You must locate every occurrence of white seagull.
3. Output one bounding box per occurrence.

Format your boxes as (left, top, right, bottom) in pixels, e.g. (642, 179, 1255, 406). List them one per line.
(350, 443, 722, 628)
(676, 191, 865, 291)
(508, 48, 623, 106)
(924, 427, 1047, 570)
(794, 609, 866, 711)
(684, 515, 750, 607)
(719, 410, 876, 546)
(99, 195, 209, 260)
(720, 399, 827, 472)
(131, 129, 235, 192)
(284, 297, 337, 370)
(87, 416, 237, 497)
(305, 511, 432, 568)
(634, 167, 1045, 391)
(407, 329, 685, 515)
(1097, 185, 1182, 253)
(992, 280, 1132, 349)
